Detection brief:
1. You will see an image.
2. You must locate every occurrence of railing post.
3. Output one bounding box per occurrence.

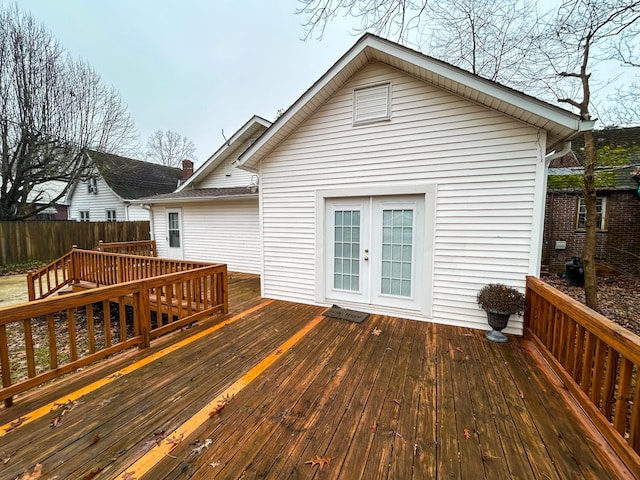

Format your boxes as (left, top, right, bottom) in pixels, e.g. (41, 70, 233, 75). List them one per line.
(26, 272, 35, 302)
(0, 325, 13, 407)
(69, 245, 78, 285)
(136, 283, 151, 349)
(117, 255, 124, 284)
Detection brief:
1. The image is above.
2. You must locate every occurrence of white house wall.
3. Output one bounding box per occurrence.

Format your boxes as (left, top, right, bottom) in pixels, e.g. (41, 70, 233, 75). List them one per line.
(197, 133, 263, 189)
(259, 62, 545, 334)
(68, 177, 149, 222)
(152, 198, 260, 274)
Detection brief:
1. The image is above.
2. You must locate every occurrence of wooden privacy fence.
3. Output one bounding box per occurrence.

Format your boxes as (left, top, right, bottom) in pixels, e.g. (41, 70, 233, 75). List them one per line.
(28, 248, 208, 301)
(525, 276, 640, 475)
(0, 263, 227, 407)
(0, 221, 150, 265)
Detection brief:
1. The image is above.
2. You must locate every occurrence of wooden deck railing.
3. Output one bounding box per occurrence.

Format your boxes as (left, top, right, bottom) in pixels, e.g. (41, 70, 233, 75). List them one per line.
(98, 239, 157, 257)
(27, 248, 211, 301)
(26, 251, 74, 301)
(0, 263, 227, 407)
(525, 276, 640, 473)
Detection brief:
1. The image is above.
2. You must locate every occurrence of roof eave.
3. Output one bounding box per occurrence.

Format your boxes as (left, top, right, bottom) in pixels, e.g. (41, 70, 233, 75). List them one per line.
(238, 34, 591, 169)
(132, 193, 259, 205)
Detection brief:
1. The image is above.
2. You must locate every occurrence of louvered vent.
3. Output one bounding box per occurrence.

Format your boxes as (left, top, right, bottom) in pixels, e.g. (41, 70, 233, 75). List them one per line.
(353, 83, 391, 125)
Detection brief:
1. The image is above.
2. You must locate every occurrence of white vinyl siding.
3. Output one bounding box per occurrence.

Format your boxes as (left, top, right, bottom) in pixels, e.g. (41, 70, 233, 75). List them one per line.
(353, 82, 391, 125)
(198, 132, 263, 189)
(258, 63, 544, 334)
(152, 198, 260, 274)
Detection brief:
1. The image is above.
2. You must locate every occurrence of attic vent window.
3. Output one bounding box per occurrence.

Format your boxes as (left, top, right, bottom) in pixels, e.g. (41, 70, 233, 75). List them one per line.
(353, 83, 391, 125)
(87, 178, 98, 194)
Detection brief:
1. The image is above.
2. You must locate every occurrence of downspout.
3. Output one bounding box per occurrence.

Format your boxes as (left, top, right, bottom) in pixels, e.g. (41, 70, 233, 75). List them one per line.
(542, 141, 572, 273)
(141, 204, 155, 241)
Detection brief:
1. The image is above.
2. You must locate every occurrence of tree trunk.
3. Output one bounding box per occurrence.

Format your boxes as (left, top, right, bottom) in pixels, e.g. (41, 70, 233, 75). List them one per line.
(582, 129, 598, 311)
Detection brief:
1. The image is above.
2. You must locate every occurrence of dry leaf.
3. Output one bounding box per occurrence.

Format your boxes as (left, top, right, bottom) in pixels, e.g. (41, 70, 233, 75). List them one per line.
(455, 346, 463, 353)
(166, 433, 184, 450)
(109, 372, 124, 380)
(81, 467, 104, 480)
(122, 472, 136, 480)
(372, 328, 382, 336)
(209, 403, 225, 418)
(89, 434, 101, 446)
(210, 461, 221, 468)
(5, 416, 26, 433)
(191, 438, 212, 455)
(3, 449, 17, 464)
(305, 456, 331, 470)
(518, 390, 525, 399)
(463, 429, 471, 439)
(16, 463, 42, 480)
(50, 413, 63, 429)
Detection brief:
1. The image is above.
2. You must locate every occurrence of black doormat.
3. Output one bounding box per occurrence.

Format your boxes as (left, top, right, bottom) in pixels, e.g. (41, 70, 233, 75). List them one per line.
(323, 304, 369, 323)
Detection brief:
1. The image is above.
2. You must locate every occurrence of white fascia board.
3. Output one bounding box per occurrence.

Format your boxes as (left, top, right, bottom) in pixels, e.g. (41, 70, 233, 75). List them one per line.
(369, 38, 588, 132)
(178, 115, 271, 191)
(239, 34, 590, 170)
(131, 193, 258, 205)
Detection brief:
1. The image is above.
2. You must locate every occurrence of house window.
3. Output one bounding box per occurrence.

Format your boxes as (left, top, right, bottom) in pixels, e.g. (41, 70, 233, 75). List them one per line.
(87, 178, 98, 194)
(106, 210, 117, 222)
(576, 197, 606, 230)
(353, 83, 391, 125)
(79, 211, 90, 222)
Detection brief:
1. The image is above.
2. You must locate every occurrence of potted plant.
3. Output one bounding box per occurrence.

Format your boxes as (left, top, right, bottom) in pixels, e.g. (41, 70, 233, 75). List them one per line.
(476, 283, 526, 343)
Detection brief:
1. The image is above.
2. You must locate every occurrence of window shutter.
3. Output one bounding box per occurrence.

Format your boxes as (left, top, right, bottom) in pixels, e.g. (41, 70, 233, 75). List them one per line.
(353, 83, 390, 125)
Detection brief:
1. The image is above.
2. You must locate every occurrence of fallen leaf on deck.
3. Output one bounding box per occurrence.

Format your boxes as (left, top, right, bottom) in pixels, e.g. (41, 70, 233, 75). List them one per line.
(5, 416, 26, 432)
(16, 463, 42, 480)
(50, 413, 63, 428)
(519, 390, 524, 399)
(455, 346, 463, 353)
(109, 372, 124, 380)
(122, 472, 136, 480)
(89, 434, 100, 446)
(210, 461, 221, 468)
(372, 328, 382, 336)
(191, 438, 212, 455)
(209, 403, 225, 417)
(305, 456, 331, 470)
(3, 449, 16, 464)
(166, 433, 184, 450)
(463, 429, 471, 439)
(81, 467, 104, 479)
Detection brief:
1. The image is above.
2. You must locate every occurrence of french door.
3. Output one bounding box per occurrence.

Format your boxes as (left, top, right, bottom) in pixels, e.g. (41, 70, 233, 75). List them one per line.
(325, 195, 424, 311)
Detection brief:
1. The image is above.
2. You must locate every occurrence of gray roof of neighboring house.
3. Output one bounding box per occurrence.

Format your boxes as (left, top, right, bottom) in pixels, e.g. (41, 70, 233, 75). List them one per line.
(548, 164, 640, 192)
(88, 150, 182, 200)
(134, 186, 259, 204)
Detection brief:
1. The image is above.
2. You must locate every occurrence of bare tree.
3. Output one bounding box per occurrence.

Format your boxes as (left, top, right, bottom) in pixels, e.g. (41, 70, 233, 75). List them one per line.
(145, 130, 196, 167)
(0, 4, 139, 221)
(534, 0, 640, 310)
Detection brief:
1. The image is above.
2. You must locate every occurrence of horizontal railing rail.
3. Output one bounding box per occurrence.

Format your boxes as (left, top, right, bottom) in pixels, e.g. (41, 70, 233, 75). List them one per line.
(525, 276, 640, 475)
(0, 264, 227, 407)
(26, 248, 213, 301)
(98, 239, 157, 257)
(26, 251, 74, 301)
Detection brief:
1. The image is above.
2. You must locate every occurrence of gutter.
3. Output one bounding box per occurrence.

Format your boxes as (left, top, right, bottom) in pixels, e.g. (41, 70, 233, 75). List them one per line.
(544, 141, 572, 163)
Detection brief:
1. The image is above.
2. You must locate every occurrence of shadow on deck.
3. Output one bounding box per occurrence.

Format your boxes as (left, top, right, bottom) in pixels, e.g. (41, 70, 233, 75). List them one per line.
(0, 274, 627, 479)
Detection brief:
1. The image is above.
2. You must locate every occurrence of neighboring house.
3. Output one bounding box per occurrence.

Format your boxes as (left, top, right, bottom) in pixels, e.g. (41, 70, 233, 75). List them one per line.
(134, 116, 271, 274)
(233, 34, 592, 335)
(543, 127, 640, 275)
(67, 150, 187, 222)
(26, 180, 69, 220)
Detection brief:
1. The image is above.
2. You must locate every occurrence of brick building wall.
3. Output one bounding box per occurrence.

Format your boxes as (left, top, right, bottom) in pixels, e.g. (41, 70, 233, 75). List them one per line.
(542, 191, 640, 275)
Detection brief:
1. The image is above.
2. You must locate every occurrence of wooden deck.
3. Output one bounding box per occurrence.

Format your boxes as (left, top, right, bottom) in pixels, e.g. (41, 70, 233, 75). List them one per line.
(0, 274, 628, 479)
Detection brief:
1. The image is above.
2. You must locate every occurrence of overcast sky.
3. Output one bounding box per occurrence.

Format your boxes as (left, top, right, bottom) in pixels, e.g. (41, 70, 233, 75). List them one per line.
(10, 1, 636, 167)
(12, 0, 362, 165)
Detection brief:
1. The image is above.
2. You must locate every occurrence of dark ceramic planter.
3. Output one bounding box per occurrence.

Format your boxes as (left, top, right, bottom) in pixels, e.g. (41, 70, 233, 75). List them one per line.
(485, 309, 511, 343)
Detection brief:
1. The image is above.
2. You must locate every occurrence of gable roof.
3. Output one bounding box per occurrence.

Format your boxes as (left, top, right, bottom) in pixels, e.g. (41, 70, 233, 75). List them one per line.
(177, 115, 271, 191)
(87, 150, 182, 200)
(238, 34, 593, 171)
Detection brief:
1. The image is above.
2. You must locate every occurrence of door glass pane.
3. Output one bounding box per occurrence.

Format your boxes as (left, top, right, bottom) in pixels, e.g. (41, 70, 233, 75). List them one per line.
(381, 209, 413, 297)
(168, 212, 181, 248)
(334, 210, 360, 291)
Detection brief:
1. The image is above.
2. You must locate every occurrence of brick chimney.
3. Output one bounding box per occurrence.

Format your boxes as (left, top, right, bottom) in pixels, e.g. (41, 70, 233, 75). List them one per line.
(181, 159, 194, 180)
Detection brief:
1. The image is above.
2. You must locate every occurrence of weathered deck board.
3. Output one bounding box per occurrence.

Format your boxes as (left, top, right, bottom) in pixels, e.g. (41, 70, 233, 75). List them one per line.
(0, 274, 626, 479)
